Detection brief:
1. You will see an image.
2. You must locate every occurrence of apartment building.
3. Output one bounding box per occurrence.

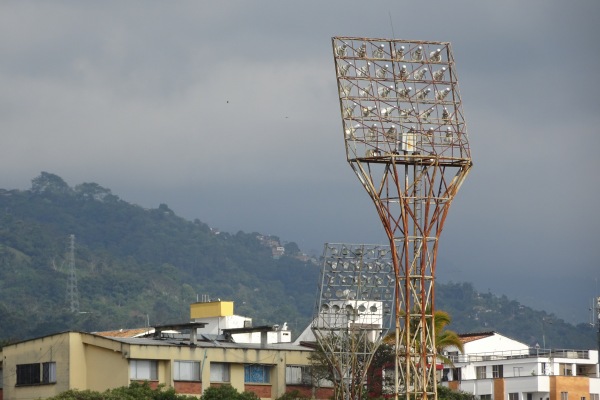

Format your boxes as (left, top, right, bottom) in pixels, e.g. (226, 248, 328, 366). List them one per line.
(440, 332, 600, 400)
(0, 301, 334, 400)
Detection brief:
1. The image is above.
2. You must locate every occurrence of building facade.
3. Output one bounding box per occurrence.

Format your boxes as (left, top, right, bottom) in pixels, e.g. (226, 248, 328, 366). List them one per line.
(441, 332, 600, 400)
(0, 301, 334, 400)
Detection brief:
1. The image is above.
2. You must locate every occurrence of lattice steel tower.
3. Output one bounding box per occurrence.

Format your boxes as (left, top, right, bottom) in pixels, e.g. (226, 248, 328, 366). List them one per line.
(331, 37, 472, 400)
(66, 234, 79, 313)
(312, 243, 395, 399)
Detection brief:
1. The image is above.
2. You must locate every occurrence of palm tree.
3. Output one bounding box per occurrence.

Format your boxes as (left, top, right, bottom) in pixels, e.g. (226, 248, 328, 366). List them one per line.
(433, 310, 463, 366)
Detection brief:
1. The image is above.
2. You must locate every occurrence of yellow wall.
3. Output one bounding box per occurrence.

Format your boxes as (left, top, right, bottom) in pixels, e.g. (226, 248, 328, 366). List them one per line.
(190, 301, 234, 318)
(2, 332, 73, 400)
(2, 331, 317, 400)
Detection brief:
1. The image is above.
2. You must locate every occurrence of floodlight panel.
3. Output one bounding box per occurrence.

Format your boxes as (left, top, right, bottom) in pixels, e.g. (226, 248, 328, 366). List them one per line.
(332, 37, 471, 165)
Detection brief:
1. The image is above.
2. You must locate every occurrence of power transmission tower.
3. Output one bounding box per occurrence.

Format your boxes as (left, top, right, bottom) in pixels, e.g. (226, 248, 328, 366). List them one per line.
(66, 234, 80, 313)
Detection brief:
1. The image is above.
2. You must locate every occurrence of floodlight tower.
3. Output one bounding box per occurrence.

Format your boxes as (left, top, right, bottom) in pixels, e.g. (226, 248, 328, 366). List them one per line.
(331, 37, 472, 400)
(312, 243, 395, 400)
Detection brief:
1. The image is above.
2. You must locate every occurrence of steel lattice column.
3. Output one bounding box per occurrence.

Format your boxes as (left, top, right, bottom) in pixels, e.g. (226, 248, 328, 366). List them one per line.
(331, 37, 472, 400)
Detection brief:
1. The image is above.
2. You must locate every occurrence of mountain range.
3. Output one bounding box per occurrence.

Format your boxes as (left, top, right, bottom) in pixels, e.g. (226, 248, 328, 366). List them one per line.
(0, 172, 596, 349)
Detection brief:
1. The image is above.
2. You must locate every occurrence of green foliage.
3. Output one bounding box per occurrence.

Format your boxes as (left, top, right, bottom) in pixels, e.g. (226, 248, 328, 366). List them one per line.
(200, 385, 260, 400)
(0, 173, 319, 341)
(47, 381, 195, 399)
(0, 173, 596, 349)
(275, 390, 310, 399)
(438, 385, 476, 400)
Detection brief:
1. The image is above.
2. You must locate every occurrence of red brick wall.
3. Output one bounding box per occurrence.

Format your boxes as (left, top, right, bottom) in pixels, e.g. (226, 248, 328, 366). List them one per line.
(174, 381, 202, 394)
(132, 380, 159, 389)
(245, 384, 272, 398)
(286, 385, 334, 399)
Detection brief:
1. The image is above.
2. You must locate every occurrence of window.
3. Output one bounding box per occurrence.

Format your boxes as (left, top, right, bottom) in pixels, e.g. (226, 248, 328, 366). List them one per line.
(452, 367, 462, 381)
(16, 362, 56, 385)
(130, 360, 158, 380)
(174, 361, 200, 381)
(590, 394, 598, 400)
(541, 362, 547, 375)
(286, 365, 312, 386)
(509, 393, 519, 400)
(561, 393, 568, 400)
(210, 362, 230, 383)
(492, 365, 503, 378)
(244, 364, 271, 384)
(480, 395, 492, 400)
(476, 366, 487, 379)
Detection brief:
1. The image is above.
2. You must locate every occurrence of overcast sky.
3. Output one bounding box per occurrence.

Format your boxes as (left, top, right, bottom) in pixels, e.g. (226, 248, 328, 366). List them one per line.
(1, 1, 599, 325)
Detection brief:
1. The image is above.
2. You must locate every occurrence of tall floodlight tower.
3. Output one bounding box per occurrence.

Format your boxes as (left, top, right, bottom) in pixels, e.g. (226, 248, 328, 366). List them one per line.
(331, 37, 473, 400)
(312, 243, 395, 400)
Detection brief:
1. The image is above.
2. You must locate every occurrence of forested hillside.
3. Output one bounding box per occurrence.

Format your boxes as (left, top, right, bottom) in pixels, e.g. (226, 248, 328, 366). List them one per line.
(0, 172, 596, 348)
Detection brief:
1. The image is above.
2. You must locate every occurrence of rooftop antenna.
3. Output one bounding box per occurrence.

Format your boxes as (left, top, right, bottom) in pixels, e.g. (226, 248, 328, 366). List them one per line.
(332, 37, 472, 400)
(66, 234, 80, 313)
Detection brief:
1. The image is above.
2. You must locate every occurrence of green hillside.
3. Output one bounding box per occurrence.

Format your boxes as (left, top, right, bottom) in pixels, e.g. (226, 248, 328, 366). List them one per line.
(0, 172, 596, 349)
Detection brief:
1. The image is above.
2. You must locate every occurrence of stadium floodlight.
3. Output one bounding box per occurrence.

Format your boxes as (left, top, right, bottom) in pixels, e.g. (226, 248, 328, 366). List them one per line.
(413, 68, 428, 80)
(378, 85, 393, 98)
(332, 37, 472, 400)
(429, 48, 442, 62)
(433, 67, 447, 81)
(373, 44, 385, 59)
(312, 243, 395, 400)
(412, 45, 424, 61)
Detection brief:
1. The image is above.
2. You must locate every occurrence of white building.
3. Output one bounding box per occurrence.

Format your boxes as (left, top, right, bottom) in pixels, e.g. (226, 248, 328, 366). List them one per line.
(441, 332, 600, 400)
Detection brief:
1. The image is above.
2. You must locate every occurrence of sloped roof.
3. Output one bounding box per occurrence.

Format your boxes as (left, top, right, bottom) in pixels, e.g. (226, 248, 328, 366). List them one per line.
(95, 328, 153, 338)
(457, 331, 495, 344)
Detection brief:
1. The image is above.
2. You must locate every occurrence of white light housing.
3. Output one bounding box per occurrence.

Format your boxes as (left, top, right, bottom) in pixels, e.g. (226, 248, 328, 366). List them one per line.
(399, 107, 415, 119)
(385, 125, 397, 140)
(433, 67, 447, 81)
(373, 44, 385, 59)
(444, 127, 453, 143)
(359, 85, 372, 97)
(412, 46, 423, 61)
(336, 44, 348, 57)
(413, 68, 427, 80)
(339, 63, 351, 77)
(436, 88, 451, 100)
(378, 85, 392, 98)
(419, 106, 434, 121)
(343, 103, 357, 118)
(345, 123, 359, 139)
(339, 84, 351, 97)
(375, 65, 389, 78)
(367, 123, 378, 140)
(393, 45, 405, 60)
(362, 106, 377, 117)
(357, 43, 367, 57)
(442, 107, 450, 123)
(398, 65, 409, 80)
(396, 86, 412, 98)
(429, 48, 442, 62)
(381, 106, 395, 117)
(357, 63, 370, 77)
(416, 88, 431, 100)
(426, 127, 435, 136)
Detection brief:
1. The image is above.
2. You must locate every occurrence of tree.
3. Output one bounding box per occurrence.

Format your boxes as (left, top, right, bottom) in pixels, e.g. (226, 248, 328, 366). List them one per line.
(31, 171, 72, 195)
(46, 381, 196, 399)
(200, 385, 260, 400)
(434, 310, 464, 365)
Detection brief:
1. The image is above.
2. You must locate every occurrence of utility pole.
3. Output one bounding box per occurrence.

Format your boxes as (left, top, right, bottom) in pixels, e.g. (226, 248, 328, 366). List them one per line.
(66, 234, 80, 313)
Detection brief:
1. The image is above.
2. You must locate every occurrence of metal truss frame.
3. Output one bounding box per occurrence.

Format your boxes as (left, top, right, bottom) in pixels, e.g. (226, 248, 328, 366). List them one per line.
(331, 36, 473, 400)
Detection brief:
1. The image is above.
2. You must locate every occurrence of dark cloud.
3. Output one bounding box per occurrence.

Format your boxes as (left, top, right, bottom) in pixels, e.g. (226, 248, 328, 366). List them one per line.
(1, 0, 598, 324)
